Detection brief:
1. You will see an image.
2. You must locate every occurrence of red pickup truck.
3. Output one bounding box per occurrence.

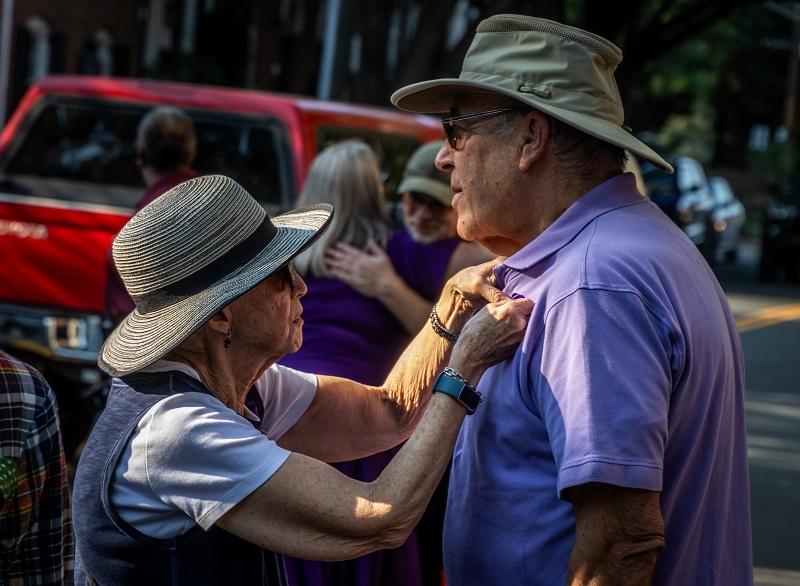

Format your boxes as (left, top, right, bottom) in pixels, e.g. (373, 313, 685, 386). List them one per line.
(0, 75, 440, 450)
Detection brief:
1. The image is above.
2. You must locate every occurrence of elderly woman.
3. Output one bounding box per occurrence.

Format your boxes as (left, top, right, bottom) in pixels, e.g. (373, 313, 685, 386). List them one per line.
(72, 174, 532, 585)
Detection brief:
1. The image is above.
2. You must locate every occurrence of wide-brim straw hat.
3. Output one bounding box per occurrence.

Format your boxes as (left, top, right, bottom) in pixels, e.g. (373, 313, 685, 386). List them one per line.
(100, 174, 333, 377)
(391, 14, 673, 173)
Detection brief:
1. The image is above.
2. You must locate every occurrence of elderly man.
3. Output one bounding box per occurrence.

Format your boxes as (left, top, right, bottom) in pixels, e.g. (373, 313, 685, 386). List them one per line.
(391, 14, 752, 585)
(326, 140, 491, 334)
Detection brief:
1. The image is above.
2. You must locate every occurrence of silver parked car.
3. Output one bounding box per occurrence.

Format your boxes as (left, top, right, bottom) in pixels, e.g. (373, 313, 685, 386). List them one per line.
(709, 176, 746, 262)
(644, 156, 717, 261)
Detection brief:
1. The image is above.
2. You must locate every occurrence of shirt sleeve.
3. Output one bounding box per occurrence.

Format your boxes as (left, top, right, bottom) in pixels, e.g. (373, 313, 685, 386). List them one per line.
(257, 364, 317, 440)
(535, 287, 672, 497)
(143, 393, 291, 530)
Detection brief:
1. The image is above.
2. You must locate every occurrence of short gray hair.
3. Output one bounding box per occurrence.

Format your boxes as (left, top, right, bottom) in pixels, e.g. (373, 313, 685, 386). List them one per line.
(488, 104, 627, 180)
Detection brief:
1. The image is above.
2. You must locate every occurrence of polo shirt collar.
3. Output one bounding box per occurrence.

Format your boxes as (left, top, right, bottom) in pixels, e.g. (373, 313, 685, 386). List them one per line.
(495, 173, 644, 282)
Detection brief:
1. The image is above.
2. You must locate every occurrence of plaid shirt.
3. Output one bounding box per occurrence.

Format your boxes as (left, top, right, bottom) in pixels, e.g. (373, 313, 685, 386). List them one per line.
(0, 351, 73, 585)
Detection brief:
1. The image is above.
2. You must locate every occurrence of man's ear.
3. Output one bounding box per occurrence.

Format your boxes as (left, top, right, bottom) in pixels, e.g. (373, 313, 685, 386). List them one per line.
(206, 306, 233, 335)
(519, 110, 550, 172)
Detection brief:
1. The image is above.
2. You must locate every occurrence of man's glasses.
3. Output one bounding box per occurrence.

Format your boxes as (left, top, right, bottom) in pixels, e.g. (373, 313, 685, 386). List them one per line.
(441, 107, 518, 151)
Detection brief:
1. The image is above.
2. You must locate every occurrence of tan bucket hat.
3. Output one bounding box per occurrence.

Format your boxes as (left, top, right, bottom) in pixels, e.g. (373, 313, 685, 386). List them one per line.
(100, 174, 333, 377)
(397, 140, 452, 206)
(392, 14, 672, 173)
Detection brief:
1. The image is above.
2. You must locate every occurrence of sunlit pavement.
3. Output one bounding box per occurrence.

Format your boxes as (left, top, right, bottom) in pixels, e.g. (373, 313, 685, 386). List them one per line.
(716, 239, 800, 585)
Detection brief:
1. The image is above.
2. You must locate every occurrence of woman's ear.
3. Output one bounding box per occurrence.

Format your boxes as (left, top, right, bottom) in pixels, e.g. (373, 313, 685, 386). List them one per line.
(519, 110, 550, 172)
(206, 306, 233, 335)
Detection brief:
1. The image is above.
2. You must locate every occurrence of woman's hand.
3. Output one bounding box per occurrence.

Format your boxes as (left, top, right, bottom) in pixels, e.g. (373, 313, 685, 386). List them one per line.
(442, 257, 506, 309)
(449, 296, 534, 385)
(325, 240, 401, 298)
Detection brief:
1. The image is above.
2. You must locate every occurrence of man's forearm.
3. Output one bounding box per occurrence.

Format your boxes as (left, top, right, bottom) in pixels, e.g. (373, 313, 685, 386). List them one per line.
(567, 483, 665, 585)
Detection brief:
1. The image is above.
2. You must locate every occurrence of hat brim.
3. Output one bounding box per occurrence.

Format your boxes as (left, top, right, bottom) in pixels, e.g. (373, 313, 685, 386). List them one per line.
(99, 204, 333, 377)
(391, 78, 673, 174)
(398, 175, 453, 206)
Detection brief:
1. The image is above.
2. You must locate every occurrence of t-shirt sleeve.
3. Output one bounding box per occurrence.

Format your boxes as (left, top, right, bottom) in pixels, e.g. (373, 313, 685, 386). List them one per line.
(535, 287, 672, 497)
(257, 364, 317, 440)
(143, 393, 291, 530)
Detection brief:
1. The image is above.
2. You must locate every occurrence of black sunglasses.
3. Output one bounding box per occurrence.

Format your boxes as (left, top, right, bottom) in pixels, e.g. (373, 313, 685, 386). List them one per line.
(441, 107, 518, 150)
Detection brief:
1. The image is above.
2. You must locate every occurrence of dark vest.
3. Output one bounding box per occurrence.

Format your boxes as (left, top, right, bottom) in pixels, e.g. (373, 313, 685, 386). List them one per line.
(72, 371, 286, 585)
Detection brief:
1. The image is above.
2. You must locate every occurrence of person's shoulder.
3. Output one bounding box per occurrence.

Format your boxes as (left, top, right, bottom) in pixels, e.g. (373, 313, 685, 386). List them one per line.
(0, 350, 53, 401)
(260, 363, 317, 390)
(142, 392, 249, 446)
(387, 228, 413, 250)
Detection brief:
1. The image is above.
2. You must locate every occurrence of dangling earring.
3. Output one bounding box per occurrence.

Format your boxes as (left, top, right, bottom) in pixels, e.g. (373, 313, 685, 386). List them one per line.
(224, 328, 232, 349)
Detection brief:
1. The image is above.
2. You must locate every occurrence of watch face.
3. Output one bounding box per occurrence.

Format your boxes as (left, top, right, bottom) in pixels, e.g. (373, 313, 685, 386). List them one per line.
(458, 386, 481, 412)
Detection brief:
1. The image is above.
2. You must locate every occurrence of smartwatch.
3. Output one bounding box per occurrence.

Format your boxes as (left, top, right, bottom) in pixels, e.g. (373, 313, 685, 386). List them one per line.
(432, 367, 484, 414)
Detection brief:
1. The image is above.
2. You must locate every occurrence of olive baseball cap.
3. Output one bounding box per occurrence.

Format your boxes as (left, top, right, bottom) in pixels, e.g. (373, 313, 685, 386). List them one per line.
(398, 141, 452, 205)
(391, 14, 673, 173)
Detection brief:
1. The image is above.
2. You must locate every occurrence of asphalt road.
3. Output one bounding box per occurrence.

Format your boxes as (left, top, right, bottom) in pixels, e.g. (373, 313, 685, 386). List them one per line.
(715, 241, 800, 585)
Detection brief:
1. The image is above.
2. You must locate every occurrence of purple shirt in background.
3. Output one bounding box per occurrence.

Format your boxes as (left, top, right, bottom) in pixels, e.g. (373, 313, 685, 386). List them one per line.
(280, 229, 458, 586)
(282, 230, 460, 383)
(444, 173, 752, 585)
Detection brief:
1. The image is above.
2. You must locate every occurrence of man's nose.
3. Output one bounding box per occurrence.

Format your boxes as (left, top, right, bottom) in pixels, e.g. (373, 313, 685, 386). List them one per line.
(435, 142, 453, 171)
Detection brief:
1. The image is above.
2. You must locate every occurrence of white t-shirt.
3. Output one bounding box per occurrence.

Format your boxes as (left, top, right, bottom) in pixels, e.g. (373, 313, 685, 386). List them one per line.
(109, 360, 317, 539)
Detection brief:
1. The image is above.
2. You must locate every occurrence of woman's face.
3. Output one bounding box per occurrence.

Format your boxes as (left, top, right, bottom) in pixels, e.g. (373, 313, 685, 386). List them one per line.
(230, 263, 307, 361)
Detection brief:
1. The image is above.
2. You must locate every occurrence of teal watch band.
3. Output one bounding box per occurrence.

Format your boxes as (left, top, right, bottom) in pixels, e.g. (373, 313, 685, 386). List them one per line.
(432, 368, 483, 414)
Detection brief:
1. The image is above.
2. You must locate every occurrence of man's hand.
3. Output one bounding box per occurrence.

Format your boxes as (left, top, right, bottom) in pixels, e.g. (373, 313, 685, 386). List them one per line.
(326, 240, 399, 298)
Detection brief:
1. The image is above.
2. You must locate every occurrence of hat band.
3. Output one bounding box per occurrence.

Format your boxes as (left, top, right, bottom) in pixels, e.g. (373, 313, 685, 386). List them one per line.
(131, 218, 278, 314)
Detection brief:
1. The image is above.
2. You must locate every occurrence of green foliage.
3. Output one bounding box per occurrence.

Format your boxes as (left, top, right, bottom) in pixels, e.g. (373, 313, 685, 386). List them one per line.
(747, 140, 800, 186)
(656, 103, 716, 164)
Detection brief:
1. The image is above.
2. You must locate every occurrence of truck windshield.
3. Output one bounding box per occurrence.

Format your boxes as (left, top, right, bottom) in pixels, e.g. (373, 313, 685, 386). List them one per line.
(1, 97, 292, 209)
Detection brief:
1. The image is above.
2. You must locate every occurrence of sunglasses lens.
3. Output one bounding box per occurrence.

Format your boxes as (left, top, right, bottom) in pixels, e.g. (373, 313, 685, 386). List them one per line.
(442, 121, 456, 149)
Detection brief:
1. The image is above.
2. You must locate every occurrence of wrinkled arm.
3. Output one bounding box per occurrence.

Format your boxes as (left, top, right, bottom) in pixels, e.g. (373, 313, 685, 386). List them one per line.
(279, 261, 508, 461)
(219, 298, 532, 560)
(565, 483, 665, 585)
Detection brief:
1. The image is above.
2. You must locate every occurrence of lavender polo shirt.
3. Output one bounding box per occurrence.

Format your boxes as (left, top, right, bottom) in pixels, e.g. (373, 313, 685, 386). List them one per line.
(443, 174, 752, 585)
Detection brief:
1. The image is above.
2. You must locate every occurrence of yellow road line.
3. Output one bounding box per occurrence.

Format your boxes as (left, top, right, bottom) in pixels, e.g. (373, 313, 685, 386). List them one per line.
(736, 303, 800, 333)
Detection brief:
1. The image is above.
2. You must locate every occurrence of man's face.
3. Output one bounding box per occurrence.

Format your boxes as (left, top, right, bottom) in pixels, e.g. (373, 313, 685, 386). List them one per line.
(435, 96, 526, 255)
(401, 192, 458, 243)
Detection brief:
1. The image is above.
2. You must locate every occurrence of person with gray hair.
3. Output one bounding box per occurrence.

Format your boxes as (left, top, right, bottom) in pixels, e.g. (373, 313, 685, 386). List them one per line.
(72, 173, 532, 585)
(105, 106, 198, 322)
(326, 140, 492, 335)
(391, 14, 752, 585)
